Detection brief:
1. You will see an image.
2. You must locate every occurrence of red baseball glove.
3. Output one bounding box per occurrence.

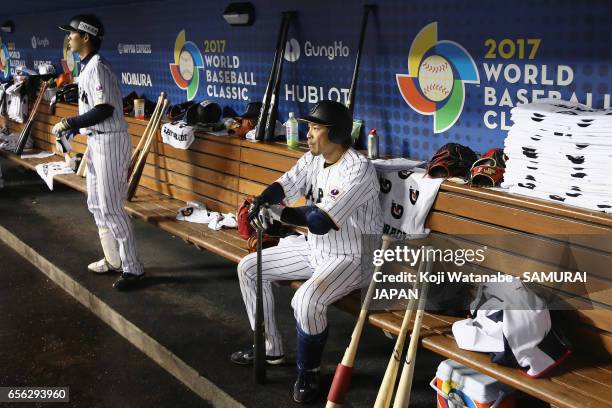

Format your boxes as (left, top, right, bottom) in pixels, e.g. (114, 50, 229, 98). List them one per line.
(469, 148, 508, 187)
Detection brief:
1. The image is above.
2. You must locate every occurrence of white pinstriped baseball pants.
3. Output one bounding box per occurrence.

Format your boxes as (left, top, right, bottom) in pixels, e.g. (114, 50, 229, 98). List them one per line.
(86, 131, 143, 275)
(237, 235, 363, 356)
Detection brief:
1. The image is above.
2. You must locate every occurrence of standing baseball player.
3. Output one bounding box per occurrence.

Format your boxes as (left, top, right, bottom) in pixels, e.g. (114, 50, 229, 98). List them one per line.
(52, 15, 144, 290)
(231, 100, 383, 403)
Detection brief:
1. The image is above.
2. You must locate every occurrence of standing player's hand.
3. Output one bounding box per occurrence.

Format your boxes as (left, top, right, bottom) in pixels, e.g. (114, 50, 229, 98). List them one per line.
(55, 130, 73, 153)
(52, 118, 70, 136)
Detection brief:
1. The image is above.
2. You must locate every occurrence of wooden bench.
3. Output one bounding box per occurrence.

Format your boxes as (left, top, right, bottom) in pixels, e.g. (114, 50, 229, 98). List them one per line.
(2, 101, 611, 408)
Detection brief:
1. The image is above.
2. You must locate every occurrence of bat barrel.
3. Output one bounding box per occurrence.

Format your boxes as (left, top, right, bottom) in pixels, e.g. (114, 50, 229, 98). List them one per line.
(347, 5, 375, 115)
(254, 12, 290, 141)
(16, 81, 48, 155)
(264, 11, 295, 141)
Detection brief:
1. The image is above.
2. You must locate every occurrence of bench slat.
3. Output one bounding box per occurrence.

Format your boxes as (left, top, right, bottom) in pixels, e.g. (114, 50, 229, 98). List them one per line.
(441, 182, 612, 228)
(433, 192, 612, 252)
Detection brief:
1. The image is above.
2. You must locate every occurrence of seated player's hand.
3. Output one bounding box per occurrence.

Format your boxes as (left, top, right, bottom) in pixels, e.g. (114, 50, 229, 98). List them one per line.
(252, 204, 283, 231)
(266, 204, 283, 223)
(248, 197, 261, 222)
(51, 118, 70, 136)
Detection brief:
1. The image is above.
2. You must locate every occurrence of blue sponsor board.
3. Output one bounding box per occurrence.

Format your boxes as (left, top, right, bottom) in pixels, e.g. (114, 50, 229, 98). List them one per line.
(1, 0, 610, 159)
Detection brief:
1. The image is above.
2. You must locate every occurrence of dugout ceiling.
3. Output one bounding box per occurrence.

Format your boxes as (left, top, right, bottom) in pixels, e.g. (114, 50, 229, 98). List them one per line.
(0, 0, 611, 160)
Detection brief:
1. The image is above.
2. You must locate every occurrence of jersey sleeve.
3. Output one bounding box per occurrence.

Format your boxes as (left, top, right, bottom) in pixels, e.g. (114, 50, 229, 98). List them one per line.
(87, 63, 113, 106)
(316, 159, 379, 228)
(276, 152, 313, 205)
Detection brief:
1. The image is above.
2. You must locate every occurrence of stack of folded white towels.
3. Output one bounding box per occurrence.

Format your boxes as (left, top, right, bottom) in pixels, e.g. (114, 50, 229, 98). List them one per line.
(502, 99, 612, 214)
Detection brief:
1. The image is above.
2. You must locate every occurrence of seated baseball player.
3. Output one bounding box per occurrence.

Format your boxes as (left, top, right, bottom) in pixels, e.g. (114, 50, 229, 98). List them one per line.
(231, 100, 383, 403)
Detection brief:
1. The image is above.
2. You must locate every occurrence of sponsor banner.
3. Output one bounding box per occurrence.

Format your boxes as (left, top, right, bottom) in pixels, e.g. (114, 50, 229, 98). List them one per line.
(3, 0, 611, 159)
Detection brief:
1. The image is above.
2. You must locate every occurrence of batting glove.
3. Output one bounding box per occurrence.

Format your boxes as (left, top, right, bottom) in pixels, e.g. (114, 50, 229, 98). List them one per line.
(51, 118, 70, 136)
(248, 196, 264, 223)
(55, 130, 74, 153)
(254, 204, 284, 231)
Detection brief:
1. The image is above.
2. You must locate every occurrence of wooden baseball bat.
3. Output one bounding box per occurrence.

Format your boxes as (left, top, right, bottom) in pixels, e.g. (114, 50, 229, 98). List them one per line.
(326, 234, 393, 407)
(346, 5, 375, 115)
(128, 92, 165, 177)
(127, 98, 168, 200)
(264, 11, 295, 141)
(16, 80, 48, 155)
(373, 265, 424, 408)
(76, 146, 88, 177)
(254, 12, 290, 141)
(254, 221, 266, 384)
(391, 254, 432, 408)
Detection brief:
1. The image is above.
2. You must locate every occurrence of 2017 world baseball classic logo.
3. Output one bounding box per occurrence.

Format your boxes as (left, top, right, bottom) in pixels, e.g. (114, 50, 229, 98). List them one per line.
(61, 35, 79, 78)
(396, 22, 479, 133)
(169, 30, 204, 101)
(0, 40, 9, 80)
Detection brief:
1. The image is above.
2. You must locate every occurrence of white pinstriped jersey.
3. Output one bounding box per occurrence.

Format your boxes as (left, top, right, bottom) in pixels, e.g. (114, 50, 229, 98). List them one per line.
(77, 54, 127, 134)
(277, 148, 383, 256)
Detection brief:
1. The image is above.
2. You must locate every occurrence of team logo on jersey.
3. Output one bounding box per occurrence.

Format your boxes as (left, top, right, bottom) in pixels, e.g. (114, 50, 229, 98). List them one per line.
(61, 35, 80, 78)
(396, 22, 479, 133)
(391, 201, 404, 219)
(409, 187, 420, 204)
(169, 30, 204, 101)
(0, 41, 9, 79)
(398, 170, 414, 180)
(379, 177, 392, 194)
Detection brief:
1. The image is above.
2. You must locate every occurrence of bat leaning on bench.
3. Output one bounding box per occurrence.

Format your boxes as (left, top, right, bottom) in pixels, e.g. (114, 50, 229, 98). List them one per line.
(15, 80, 49, 155)
(326, 234, 393, 407)
(126, 93, 168, 201)
(128, 92, 166, 177)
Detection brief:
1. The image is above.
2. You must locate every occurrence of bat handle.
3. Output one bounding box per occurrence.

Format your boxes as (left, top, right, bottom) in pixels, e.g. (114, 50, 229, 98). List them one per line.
(392, 250, 432, 408)
(254, 226, 266, 383)
(373, 277, 422, 408)
(326, 364, 354, 407)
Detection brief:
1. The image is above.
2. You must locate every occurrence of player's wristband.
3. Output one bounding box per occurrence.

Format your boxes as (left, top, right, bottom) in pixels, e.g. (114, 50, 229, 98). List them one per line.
(281, 206, 308, 226)
(281, 206, 335, 234)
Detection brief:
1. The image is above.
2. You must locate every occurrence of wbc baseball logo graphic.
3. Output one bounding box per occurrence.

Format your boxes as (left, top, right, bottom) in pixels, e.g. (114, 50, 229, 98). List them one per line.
(0, 41, 9, 80)
(61, 35, 80, 78)
(169, 30, 204, 101)
(397, 22, 479, 133)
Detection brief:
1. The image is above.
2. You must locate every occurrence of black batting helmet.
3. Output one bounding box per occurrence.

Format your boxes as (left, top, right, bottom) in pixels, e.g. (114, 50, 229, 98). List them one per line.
(59, 15, 105, 39)
(186, 100, 222, 125)
(299, 100, 353, 145)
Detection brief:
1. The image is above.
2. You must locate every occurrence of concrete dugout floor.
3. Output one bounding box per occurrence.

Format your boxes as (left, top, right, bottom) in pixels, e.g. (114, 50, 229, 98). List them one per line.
(0, 157, 547, 407)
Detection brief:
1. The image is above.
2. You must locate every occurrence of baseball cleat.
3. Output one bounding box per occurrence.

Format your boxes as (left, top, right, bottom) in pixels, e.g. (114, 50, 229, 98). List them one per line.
(88, 258, 122, 274)
(293, 369, 320, 404)
(230, 346, 285, 366)
(113, 272, 145, 291)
